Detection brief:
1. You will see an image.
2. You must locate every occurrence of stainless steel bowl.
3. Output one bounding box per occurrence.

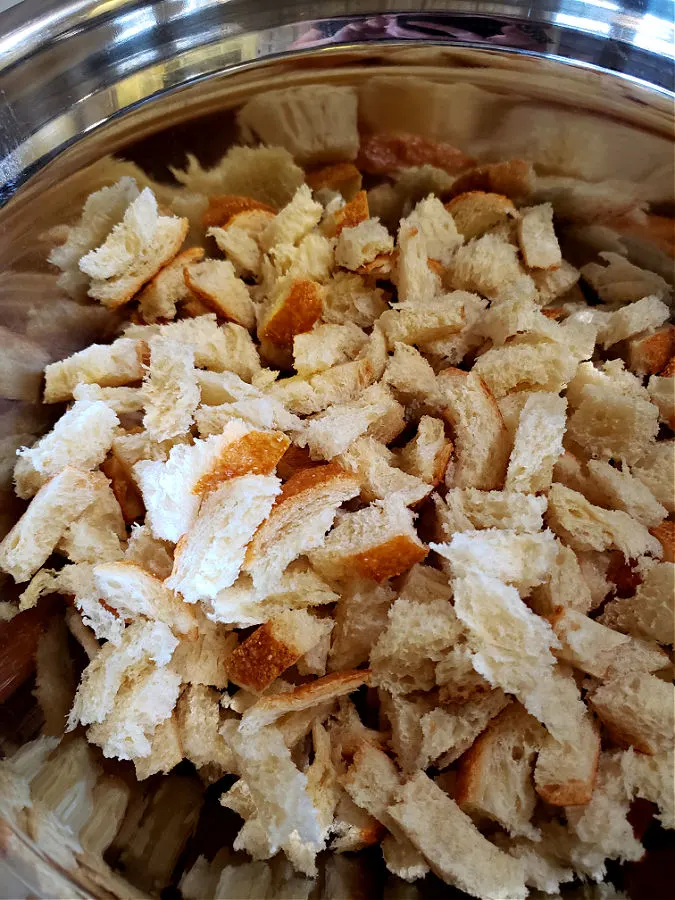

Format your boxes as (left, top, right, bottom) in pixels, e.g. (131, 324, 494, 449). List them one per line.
(0, 2, 673, 897)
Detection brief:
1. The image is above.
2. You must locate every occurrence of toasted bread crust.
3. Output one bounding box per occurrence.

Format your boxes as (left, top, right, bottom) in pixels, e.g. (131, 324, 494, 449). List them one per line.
(332, 190, 369, 236)
(259, 279, 324, 346)
(353, 535, 428, 582)
(101, 455, 145, 523)
(449, 159, 535, 200)
(535, 777, 597, 807)
(357, 132, 474, 176)
(660, 356, 675, 377)
(629, 326, 675, 375)
(193, 431, 290, 496)
(305, 162, 362, 197)
(228, 623, 301, 693)
(202, 194, 276, 228)
(276, 445, 321, 481)
(275, 461, 354, 505)
(650, 520, 675, 563)
(444, 191, 517, 240)
(354, 250, 397, 277)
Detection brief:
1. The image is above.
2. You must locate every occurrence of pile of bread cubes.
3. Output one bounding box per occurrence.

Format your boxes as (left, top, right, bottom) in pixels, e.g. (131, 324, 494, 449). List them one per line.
(0, 79, 673, 900)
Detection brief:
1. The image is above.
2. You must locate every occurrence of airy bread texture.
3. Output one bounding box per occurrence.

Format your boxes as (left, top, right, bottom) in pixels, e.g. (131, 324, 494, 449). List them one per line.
(6, 124, 673, 897)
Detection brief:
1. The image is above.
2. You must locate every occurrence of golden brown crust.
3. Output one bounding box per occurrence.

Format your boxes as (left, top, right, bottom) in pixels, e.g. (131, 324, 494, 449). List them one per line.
(650, 520, 674, 563)
(242, 670, 372, 727)
(183, 264, 253, 328)
(357, 132, 474, 177)
(101, 455, 144, 523)
(354, 250, 398, 278)
(275, 462, 354, 505)
(227, 623, 301, 693)
(449, 160, 535, 201)
(608, 213, 675, 258)
(332, 190, 370, 237)
(193, 431, 290, 497)
(660, 356, 675, 377)
(432, 440, 455, 486)
(444, 191, 517, 240)
(276, 445, 321, 482)
(136, 247, 205, 322)
(542, 307, 565, 320)
(535, 778, 596, 807)
(352, 535, 427, 582)
(305, 162, 362, 198)
(202, 195, 276, 228)
(628, 326, 675, 375)
(258, 279, 324, 347)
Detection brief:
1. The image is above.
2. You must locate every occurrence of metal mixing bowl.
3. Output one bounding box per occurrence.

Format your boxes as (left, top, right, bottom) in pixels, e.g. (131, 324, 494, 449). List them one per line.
(0, 1, 673, 897)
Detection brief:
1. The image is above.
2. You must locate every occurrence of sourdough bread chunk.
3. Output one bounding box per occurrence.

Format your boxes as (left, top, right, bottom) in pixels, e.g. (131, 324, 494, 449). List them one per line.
(472, 338, 578, 398)
(589, 672, 674, 755)
(378, 293, 467, 347)
(184, 259, 255, 329)
(310, 498, 427, 583)
(387, 772, 527, 900)
(228, 610, 332, 693)
(293, 323, 367, 375)
(397, 416, 452, 485)
(124, 314, 261, 379)
(208, 210, 272, 279)
(142, 337, 199, 441)
(598, 562, 674, 645)
(517, 203, 561, 269)
(14, 399, 119, 498)
(321, 271, 389, 327)
(335, 219, 394, 270)
(455, 704, 544, 838)
(534, 704, 601, 807)
(447, 232, 528, 298)
(0, 468, 100, 582)
(433, 528, 557, 594)
(505, 393, 567, 493)
(79, 188, 188, 309)
(299, 383, 405, 460)
(384, 344, 440, 406)
(419, 690, 509, 768)
(437, 368, 510, 491)
(440, 489, 547, 534)
(243, 463, 360, 596)
(166, 475, 281, 602)
(134, 715, 183, 779)
(547, 484, 662, 558)
(44, 338, 147, 403)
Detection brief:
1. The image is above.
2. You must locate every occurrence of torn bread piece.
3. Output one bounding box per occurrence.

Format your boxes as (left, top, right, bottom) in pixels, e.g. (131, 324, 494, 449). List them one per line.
(446, 232, 528, 298)
(403, 194, 463, 268)
(73, 383, 144, 415)
(170, 613, 237, 689)
(176, 684, 236, 775)
(445, 191, 517, 240)
(383, 344, 440, 406)
(548, 607, 630, 677)
(449, 158, 535, 201)
(451, 572, 587, 741)
(587, 459, 667, 529)
(504, 393, 567, 494)
(472, 337, 578, 399)
(0, 468, 100, 583)
(307, 162, 362, 200)
(93, 561, 197, 638)
(589, 672, 674, 755)
(598, 562, 674, 646)
(134, 714, 183, 780)
(79, 188, 189, 309)
(547, 484, 662, 559)
(387, 772, 527, 900)
(141, 337, 199, 442)
(207, 562, 338, 628)
(258, 278, 324, 348)
(379, 293, 467, 347)
(134, 421, 286, 542)
(418, 690, 509, 769)
(321, 270, 389, 328)
(341, 743, 428, 882)
(68, 618, 177, 728)
(598, 295, 669, 349)
(14, 399, 119, 499)
(138, 247, 205, 323)
(455, 703, 545, 838)
(650, 520, 674, 564)
(621, 747, 674, 830)
(627, 325, 675, 375)
(124, 314, 261, 379)
(517, 203, 561, 270)
(228, 610, 333, 693)
(243, 463, 360, 596)
(208, 209, 273, 279)
(534, 704, 601, 808)
(293, 323, 367, 376)
(166, 474, 281, 602)
(335, 219, 394, 271)
(432, 528, 557, 595)
(338, 437, 430, 506)
(632, 440, 675, 515)
(202, 194, 275, 228)
(397, 416, 452, 486)
(310, 499, 427, 583)
(238, 85, 359, 164)
(647, 373, 675, 429)
(438, 489, 547, 536)
(268, 357, 374, 416)
(581, 251, 670, 304)
(531, 258, 580, 305)
(299, 383, 405, 460)
(44, 338, 148, 403)
(238, 670, 370, 734)
(58, 470, 126, 564)
(184, 259, 256, 329)
(437, 368, 510, 491)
